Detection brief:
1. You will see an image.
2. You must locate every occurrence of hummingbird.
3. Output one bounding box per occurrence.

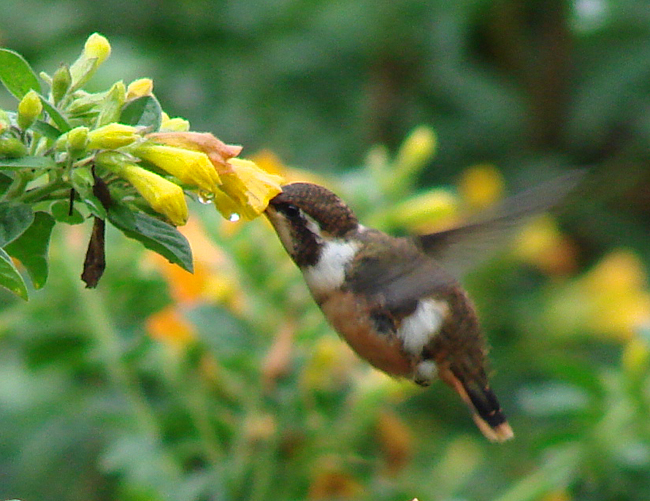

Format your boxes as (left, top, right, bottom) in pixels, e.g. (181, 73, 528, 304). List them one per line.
(264, 171, 584, 442)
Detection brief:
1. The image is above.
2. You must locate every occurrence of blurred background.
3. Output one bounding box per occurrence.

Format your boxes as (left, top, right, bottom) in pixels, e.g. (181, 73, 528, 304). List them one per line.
(1, 0, 650, 500)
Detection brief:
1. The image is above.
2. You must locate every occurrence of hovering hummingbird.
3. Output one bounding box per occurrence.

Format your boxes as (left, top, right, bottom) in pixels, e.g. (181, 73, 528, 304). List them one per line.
(264, 171, 584, 442)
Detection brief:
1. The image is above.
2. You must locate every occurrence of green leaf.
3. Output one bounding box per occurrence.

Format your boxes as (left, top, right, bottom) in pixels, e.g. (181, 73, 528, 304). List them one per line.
(39, 97, 72, 132)
(0, 48, 41, 99)
(120, 95, 162, 131)
(0, 202, 34, 246)
(71, 167, 107, 219)
(0, 156, 57, 170)
(5, 211, 54, 289)
(50, 199, 84, 224)
(0, 247, 28, 299)
(31, 120, 62, 141)
(108, 203, 193, 272)
(0, 173, 12, 195)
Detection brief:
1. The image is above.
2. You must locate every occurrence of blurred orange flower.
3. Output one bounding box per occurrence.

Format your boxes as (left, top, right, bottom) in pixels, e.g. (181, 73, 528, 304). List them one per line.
(144, 219, 247, 348)
(375, 410, 414, 474)
(148, 219, 246, 312)
(514, 215, 579, 276)
(582, 250, 650, 341)
(545, 249, 650, 341)
(146, 306, 196, 348)
(308, 463, 363, 500)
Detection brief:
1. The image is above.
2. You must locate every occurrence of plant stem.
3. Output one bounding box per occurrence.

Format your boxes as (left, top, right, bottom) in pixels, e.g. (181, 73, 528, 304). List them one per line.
(19, 179, 67, 204)
(58, 229, 179, 474)
(2, 171, 30, 201)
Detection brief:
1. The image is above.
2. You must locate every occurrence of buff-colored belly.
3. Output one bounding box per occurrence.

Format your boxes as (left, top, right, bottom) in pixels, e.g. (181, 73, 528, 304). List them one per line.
(318, 291, 413, 377)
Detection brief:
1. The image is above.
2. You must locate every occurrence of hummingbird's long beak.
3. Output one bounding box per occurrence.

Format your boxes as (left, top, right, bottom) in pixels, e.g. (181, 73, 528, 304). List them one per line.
(439, 367, 514, 442)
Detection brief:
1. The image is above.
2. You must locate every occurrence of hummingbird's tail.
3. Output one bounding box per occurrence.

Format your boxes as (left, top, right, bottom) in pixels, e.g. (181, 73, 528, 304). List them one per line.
(440, 367, 514, 442)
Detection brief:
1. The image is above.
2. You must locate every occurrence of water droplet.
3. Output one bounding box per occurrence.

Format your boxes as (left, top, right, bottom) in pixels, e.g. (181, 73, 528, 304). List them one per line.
(198, 191, 214, 204)
(228, 213, 240, 222)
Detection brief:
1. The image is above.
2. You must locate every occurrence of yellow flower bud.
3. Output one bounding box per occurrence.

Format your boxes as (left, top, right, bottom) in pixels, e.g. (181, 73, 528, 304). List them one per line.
(69, 33, 112, 91)
(133, 142, 221, 193)
(160, 116, 190, 132)
(391, 126, 437, 192)
(391, 189, 458, 232)
(17, 90, 43, 130)
(83, 33, 111, 66)
(126, 78, 154, 100)
(96, 151, 188, 226)
(87, 123, 139, 149)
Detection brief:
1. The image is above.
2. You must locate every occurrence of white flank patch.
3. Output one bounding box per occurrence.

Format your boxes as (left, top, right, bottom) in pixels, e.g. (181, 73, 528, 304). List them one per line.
(303, 239, 359, 295)
(397, 299, 448, 355)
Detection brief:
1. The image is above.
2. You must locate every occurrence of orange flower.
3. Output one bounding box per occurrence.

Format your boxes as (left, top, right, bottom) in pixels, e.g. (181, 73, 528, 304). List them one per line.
(146, 307, 196, 348)
(147, 220, 246, 313)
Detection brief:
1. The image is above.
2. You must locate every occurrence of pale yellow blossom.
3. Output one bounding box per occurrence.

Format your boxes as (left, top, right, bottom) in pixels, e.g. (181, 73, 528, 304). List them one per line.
(126, 78, 154, 100)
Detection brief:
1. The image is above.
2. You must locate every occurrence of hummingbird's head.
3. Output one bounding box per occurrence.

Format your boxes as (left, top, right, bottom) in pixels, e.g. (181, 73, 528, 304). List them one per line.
(265, 183, 359, 268)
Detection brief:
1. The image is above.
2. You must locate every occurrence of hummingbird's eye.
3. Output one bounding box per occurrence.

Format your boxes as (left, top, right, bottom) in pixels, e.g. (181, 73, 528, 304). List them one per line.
(280, 203, 302, 220)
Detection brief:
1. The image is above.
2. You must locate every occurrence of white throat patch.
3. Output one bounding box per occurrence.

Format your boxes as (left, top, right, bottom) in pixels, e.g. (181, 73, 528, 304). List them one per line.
(303, 239, 359, 296)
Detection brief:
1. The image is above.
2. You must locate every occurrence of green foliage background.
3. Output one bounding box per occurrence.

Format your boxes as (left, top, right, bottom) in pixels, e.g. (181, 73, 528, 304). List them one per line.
(1, 1, 650, 500)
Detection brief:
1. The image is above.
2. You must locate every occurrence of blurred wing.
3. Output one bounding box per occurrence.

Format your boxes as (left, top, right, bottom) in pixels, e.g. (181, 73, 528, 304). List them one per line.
(415, 169, 586, 278)
(346, 238, 458, 313)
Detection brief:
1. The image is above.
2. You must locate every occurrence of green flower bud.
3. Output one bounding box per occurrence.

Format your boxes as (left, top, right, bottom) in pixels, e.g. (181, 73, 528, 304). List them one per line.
(0, 137, 28, 158)
(17, 90, 43, 130)
(52, 65, 72, 104)
(66, 126, 90, 153)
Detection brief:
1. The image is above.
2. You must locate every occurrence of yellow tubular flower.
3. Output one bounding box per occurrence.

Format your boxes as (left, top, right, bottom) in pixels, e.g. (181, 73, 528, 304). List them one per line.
(87, 123, 139, 149)
(96, 152, 188, 225)
(216, 158, 283, 220)
(133, 142, 221, 194)
(126, 78, 154, 100)
(145, 131, 242, 168)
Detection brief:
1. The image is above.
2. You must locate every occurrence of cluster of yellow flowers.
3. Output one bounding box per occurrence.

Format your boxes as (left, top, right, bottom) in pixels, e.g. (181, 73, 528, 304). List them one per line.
(52, 34, 283, 227)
